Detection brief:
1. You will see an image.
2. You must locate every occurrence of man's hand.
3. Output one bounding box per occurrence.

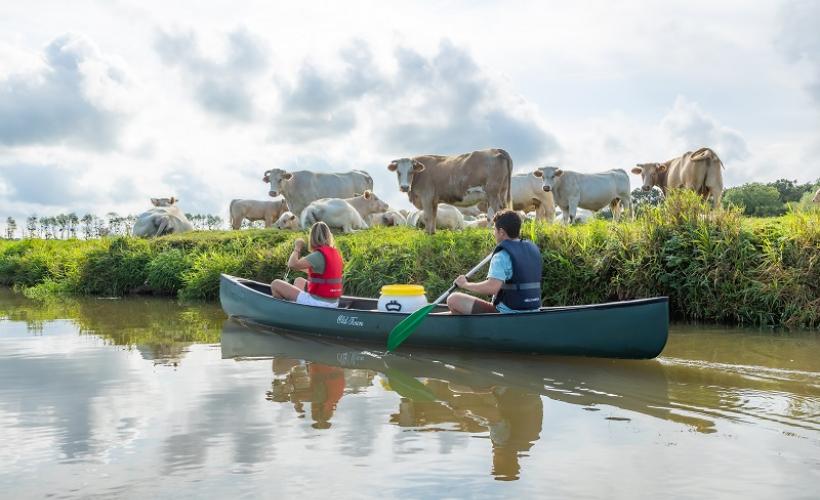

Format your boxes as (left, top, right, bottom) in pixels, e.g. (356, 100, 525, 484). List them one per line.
(454, 275, 468, 289)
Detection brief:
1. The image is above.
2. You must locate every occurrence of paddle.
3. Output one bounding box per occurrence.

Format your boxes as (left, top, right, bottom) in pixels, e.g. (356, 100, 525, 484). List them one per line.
(386, 252, 494, 352)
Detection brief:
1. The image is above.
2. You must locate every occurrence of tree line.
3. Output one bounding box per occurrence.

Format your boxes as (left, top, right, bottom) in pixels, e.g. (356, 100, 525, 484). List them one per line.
(3, 213, 227, 240)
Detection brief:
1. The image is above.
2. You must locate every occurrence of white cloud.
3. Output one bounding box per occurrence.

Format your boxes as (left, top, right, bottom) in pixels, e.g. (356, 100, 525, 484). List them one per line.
(661, 96, 750, 163)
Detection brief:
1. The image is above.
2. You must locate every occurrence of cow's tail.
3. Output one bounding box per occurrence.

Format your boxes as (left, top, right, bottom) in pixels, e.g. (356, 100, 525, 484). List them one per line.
(690, 147, 724, 167)
(498, 149, 513, 209)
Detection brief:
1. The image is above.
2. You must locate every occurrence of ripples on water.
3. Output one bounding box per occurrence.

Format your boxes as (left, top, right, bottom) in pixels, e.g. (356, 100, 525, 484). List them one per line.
(0, 290, 818, 498)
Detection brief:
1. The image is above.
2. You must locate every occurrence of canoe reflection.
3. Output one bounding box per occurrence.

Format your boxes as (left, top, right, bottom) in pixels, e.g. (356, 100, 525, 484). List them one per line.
(221, 319, 715, 480)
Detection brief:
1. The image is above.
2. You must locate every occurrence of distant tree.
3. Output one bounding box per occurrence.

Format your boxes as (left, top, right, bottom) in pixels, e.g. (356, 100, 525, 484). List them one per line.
(26, 216, 38, 238)
(631, 187, 664, 214)
(205, 214, 223, 230)
(5, 217, 16, 239)
(723, 183, 786, 217)
(81, 214, 94, 239)
(55, 214, 68, 239)
(770, 178, 815, 204)
(67, 213, 79, 238)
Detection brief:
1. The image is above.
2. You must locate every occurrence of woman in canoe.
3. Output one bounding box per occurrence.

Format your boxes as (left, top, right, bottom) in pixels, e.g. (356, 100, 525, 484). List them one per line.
(270, 221, 343, 308)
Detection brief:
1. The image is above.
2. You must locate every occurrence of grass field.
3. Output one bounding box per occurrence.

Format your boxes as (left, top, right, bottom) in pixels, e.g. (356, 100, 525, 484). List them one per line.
(1, 191, 817, 329)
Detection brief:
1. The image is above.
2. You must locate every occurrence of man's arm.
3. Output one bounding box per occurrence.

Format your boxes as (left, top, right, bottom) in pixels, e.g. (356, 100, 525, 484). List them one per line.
(454, 276, 503, 296)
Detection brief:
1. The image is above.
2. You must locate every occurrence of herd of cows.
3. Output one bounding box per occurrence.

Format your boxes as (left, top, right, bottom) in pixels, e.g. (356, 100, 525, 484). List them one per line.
(131, 145, 814, 237)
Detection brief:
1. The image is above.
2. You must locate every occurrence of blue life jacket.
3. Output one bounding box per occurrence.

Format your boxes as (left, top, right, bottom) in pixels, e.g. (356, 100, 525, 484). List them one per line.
(492, 239, 543, 310)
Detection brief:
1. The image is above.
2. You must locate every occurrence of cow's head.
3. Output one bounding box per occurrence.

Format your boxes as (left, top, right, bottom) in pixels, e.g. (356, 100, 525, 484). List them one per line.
(532, 167, 563, 193)
(358, 190, 390, 214)
(274, 211, 300, 230)
(151, 197, 177, 207)
(263, 168, 293, 197)
(388, 158, 425, 193)
(631, 163, 667, 191)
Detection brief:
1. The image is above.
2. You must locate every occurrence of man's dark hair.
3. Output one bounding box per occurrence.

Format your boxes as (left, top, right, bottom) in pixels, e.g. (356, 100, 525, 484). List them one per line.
(492, 210, 521, 239)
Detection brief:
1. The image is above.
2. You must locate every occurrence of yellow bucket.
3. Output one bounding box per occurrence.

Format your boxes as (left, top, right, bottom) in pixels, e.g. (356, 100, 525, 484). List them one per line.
(378, 284, 428, 313)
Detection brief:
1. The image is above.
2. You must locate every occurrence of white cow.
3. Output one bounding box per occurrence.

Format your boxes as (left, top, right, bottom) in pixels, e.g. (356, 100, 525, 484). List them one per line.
(367, 209, 408, 227)
(533, 167, 632, 224)
(300, 192, 385, 233)
(465, 215, 489, 228)
(274, 211, 300, 230)
(409, 203, 465, 230)
(229, 198, 289, 229)
(263, 168, 373, 217)
(512, 173, 555, 221)
(132, 197, 194, 237)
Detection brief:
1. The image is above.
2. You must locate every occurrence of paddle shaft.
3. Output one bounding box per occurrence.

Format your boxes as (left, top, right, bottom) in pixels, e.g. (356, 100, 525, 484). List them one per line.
(431, 252, 495, 305)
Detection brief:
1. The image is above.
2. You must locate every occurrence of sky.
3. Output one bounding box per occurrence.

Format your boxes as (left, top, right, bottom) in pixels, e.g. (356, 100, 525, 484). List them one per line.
(0, 0, 818, 229)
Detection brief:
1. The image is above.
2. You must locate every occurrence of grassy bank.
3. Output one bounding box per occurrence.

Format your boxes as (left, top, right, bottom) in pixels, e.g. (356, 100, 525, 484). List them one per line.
(0, 192, 817, 329)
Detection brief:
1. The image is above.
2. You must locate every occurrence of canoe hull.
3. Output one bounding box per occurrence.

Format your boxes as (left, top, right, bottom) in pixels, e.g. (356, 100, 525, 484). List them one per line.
(219, 274, 669, 359)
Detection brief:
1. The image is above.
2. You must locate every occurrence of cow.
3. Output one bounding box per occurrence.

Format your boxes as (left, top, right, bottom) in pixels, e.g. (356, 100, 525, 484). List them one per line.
(300, 192, 385, 233)
(813, 188, 820, 203)
(388, 148, 512, 234)
(409, 203, 465, 231)
(132, 197, 194, 237)
(455, 204, 485, 218)
(511, 173, 555, 221)
(229, 198, 289, 230)
(367, 209, 408, 227)
(274, 211, 300, 230)
(631, 147, 725, 208)
(464, 214, 489, 228)
(533, 167, 632, 224)
(263, 168, 373, 217)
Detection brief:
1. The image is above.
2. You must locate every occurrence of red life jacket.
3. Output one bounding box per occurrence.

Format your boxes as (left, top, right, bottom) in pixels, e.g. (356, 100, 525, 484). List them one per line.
(307, 246, 344, 299)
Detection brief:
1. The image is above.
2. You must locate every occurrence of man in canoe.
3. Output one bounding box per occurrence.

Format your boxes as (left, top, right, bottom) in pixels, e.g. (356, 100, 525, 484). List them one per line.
(447, 210, 542, 314)
(270, 221, 344, 308)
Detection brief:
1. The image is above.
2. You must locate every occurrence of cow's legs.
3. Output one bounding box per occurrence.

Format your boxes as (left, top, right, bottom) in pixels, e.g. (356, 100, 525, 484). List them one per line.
(231, 216, 242, 230)
(610, 199, 622, 221)
(567, 198, 580, 224)
(559, 205, 570, 225)
(264, 216, 273, 228)
(426, 202, 438, 234)
(621, 195, 634, 221)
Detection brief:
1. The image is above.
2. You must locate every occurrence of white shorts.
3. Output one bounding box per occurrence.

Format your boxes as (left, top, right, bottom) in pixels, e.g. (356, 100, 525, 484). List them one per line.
(295, 291, 339, 308)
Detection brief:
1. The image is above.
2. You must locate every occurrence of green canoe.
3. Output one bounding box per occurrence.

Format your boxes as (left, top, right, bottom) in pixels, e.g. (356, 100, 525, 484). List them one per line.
(219, 274, 669, 359)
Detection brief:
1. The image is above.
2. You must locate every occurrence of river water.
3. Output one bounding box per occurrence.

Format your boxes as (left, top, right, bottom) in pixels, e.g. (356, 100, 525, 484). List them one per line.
(0, 290, 818, 499)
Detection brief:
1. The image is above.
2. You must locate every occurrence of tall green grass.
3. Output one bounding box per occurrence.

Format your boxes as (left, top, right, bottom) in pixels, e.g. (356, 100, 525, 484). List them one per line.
(0, 191, 817, 329)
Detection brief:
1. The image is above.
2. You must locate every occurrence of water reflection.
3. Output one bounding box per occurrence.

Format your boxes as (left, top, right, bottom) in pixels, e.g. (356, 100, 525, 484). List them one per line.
(221, 319, 690, 480)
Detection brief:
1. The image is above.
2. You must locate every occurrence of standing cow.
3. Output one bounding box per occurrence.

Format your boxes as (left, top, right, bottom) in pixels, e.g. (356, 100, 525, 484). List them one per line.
(229, 198, 289, 230)
(512, 173, 555, 221)
(533, 167, 632, 224)
(631, 147, 725, 208)
(387, 148, 512, 234)
(263, 169, 373, 217)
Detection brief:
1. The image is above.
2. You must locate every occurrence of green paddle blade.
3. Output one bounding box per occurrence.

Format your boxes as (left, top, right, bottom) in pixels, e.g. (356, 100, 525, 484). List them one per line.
(384, 369, 437, 402)
(386, 303, 438, 352)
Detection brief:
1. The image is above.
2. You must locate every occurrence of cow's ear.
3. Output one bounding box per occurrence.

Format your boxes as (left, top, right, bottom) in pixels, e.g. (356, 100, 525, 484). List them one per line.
(555, 169, 563, 177)
(262, 170, 271, 182)
(631, 167, 643, 175)
(283, 172, 293, 180)
(150, 198, 159, 206)
(533, 170, 543, 178)
(289, 214, 296, 221)
(657, 163, 668, 173)
(388, 161, 398, 172)
(170, 197, 176, 204)
(364, 190, 372, 199)
(412, 160, 425, 172)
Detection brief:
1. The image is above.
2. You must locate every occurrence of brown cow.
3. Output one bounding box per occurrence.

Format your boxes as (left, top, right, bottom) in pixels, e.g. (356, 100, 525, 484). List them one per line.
(631, 147, 725, 208)
(387, 148, 512, 234)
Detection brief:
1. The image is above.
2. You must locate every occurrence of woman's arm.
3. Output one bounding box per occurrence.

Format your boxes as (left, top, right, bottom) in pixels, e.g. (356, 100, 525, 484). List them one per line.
(287, 239, 312, 271)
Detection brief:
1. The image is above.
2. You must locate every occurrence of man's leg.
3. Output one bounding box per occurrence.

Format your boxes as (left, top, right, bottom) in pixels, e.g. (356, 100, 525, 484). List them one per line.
(447, 292, 498, 315)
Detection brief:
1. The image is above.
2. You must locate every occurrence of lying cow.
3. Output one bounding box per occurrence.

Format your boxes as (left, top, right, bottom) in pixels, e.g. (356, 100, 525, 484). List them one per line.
(456, 204, 485, 218)
(534, 167, 632, 224)
(229, 198, 289, 230)
(263, 168, 373, 217)
(132, 197, 194, 237)
(409, 203, 465, 230)
(388, 148, 512, 234)
(300, 191, 385, 233)
(274, 211, 300, 230)
(631, 147, 725, 208)
(367, 209, 408, 227)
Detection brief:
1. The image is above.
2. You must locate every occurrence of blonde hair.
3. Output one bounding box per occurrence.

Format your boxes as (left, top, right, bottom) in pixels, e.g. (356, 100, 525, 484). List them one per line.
(309, 221, 335, 251)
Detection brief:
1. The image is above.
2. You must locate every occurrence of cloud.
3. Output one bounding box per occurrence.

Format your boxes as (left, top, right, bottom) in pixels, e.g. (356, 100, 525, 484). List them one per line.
(271, 39, 559, 165)
(155, 28, 269, 121)
(0, 34, 130, 150)
(660, 96, 750, 162)
(776, 0, 820, 104)
(0, 162, 102, 206)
